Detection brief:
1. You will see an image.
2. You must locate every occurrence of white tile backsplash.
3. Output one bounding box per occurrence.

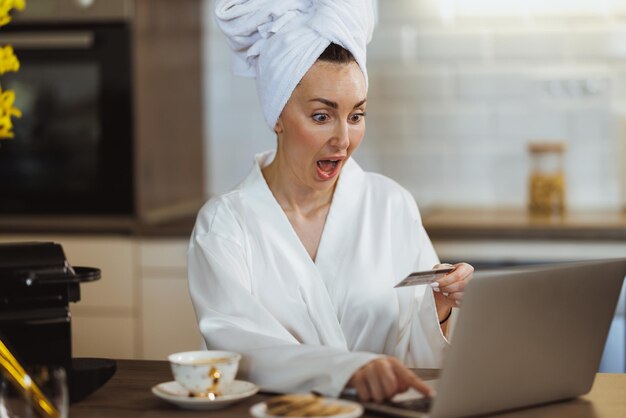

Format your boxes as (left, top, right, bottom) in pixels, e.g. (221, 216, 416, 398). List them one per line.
(566, 148, 620, 209)
(377, 0, 441, 22)
(493, 30, 566, 60)
(519, 108, 569, 140)
(613, 70, 626, 100)
(417, 30, 488, 60)
(455, 70, 532, 100)
(566, 28, 626, 59)
(204, 0, 626, 210)
(567, 107, 611, 143)
(365, 107, 408, 144)
(409, 106, 492, 138)
(526, 1, 609, 18)
(369, 26, 419, 63)
(377, 67, 451, 101)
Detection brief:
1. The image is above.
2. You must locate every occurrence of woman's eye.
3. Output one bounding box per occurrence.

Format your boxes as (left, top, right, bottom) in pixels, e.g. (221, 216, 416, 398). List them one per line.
(350, 112, 366, 123)
(312, 113, 329, 123)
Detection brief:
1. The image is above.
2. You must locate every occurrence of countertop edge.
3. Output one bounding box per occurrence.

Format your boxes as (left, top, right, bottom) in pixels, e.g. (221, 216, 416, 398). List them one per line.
(424, 226, 626, 241)
(423, 207, 626, 241)
(3, 208, 626, 240)
(0, 215, 197, 238)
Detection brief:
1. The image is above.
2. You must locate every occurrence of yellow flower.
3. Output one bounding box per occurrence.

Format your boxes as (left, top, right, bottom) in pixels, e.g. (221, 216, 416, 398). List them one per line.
(0, 45, 18, 74)
(0, 0, 24, 139)
(0, 0, 25, 27)
(0, 87, 21, 139)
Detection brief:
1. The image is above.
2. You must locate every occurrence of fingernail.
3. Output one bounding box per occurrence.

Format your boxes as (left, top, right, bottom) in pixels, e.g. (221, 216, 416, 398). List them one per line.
(456, 300, 461, 306)
(429, 282, 439, 288)
(443, 292, 449, 297)
(432, 287, 440, 292)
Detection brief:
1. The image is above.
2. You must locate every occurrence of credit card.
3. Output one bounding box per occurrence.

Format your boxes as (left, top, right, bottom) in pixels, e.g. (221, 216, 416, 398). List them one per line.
(394, 267, 454, 288)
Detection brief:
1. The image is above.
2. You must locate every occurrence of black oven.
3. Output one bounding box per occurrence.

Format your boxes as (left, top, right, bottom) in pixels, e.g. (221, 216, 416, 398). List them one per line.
(0, 1, 133, 215)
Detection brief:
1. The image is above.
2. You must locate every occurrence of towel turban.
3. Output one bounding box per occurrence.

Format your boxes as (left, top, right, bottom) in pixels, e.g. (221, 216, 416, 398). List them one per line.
(214, 0, 375, 130)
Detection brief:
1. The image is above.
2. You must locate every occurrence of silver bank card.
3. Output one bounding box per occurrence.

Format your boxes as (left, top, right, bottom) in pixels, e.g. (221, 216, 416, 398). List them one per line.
(394, 267, 454, 288)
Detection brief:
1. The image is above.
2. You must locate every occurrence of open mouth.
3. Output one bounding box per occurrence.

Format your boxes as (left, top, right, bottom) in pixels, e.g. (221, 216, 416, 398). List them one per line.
(316, 160, 339, 172)
(316, 159, 342, 180)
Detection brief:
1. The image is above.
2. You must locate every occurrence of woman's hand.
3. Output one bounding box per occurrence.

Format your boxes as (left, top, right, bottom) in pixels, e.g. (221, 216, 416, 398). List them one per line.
(432, 262, 474, 314)
(346, 357, 433, 403)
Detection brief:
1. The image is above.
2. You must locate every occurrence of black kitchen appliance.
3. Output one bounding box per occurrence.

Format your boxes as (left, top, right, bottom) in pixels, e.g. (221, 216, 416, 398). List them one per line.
(0, 241, 116, 402)
(0, 0, 134, 216)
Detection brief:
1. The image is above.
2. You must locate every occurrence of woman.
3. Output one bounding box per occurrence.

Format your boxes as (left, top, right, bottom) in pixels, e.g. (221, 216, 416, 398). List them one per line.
(188, 0, 473, 403)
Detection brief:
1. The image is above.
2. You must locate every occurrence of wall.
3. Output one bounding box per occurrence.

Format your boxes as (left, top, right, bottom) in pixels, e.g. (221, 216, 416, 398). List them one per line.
(204, 0, 626, 210)
(202, 0, 275, 195)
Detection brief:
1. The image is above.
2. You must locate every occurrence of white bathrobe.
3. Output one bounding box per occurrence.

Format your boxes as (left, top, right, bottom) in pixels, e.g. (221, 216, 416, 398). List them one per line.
(188, 150, 448, 397)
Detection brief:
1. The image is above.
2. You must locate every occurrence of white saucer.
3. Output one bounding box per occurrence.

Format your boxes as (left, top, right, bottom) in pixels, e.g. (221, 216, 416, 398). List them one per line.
(152, 380, 259, 410)
(250, 398, 363, 418)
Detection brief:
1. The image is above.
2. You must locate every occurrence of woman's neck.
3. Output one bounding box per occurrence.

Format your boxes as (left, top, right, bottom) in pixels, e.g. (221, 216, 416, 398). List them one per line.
(261, 152, 335, 217)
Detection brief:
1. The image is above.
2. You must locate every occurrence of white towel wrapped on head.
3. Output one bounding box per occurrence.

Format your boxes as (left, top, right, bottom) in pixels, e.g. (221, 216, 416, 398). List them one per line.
(215, 0, 375, 130)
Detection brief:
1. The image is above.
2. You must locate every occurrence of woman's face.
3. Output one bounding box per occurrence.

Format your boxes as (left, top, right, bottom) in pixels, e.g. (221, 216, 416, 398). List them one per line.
(274, 60, 367, 192)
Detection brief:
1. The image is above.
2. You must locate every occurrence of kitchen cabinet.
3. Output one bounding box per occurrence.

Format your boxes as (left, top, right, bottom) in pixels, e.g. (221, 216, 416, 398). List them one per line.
(133, 0, 206, 223)
(0, 0, 206, 361)
(139, 239, 201, 360)
(0, 235, 200, 361)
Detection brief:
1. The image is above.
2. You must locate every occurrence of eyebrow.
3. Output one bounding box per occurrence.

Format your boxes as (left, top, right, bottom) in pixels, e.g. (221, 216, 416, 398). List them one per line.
(309, 98, 367, 109)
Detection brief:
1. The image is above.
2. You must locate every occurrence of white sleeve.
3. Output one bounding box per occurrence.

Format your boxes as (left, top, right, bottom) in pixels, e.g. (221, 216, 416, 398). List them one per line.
(415, 220, 440, 270)
(392, 199, 448, 367)
(414, 217, 460, 340)
(187, 230, 380, 397)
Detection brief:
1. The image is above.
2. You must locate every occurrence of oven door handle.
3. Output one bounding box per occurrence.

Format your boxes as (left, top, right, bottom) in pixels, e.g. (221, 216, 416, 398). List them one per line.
(0, 32, 94, 49)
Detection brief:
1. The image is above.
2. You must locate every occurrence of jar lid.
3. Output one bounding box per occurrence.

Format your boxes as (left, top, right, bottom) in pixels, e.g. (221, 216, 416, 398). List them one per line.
(528, 141, 566, 153)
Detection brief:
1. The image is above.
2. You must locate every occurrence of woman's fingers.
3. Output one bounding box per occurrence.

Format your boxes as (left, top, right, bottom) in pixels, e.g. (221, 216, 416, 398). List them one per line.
(375, 359, 399, 400)
(348, 357, 428, 402)
(353, 376, 370, 402)
(435, 263, 473, 287)
(389, 358, 434, 397)
(364, 361, 387, 402)
(434, 262, 474, 298)
(350, 359, 394, 402)
(439, 281, 465, 294)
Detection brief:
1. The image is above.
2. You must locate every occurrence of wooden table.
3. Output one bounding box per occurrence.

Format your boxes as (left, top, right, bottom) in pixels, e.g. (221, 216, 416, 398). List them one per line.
(70, 360, 626, 417)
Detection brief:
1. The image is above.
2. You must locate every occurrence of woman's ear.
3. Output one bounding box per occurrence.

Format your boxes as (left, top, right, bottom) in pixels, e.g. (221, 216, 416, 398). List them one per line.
(274, 116, 283, 134)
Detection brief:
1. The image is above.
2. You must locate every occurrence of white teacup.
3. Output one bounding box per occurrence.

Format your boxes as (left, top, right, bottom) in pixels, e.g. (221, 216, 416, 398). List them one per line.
(168, 350, 241, 397)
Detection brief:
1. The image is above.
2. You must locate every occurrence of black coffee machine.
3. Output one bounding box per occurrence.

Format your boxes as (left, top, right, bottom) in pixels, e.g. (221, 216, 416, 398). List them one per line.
(0, 241, 116, 402)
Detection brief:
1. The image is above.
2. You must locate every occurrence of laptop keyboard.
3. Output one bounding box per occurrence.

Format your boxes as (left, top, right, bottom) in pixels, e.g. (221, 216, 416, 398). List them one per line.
(393, 396, 433, 412)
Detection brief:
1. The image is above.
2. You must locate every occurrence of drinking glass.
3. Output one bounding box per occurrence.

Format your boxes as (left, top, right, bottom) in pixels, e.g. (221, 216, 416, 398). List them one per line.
(0, 366, 68, 418)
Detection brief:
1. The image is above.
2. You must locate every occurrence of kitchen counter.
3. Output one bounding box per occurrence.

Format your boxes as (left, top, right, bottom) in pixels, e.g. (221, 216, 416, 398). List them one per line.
(0, 214, 197, 237)
(422, 207, 626, 241)
(3, 208, 626, 240)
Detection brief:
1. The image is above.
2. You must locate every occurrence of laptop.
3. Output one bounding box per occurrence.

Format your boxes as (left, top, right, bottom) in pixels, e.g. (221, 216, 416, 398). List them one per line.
(352, 259, 626, 418)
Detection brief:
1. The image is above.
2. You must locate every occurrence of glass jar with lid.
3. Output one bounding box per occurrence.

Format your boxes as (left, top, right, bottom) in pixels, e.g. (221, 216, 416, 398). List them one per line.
(528, 141, 566, 216)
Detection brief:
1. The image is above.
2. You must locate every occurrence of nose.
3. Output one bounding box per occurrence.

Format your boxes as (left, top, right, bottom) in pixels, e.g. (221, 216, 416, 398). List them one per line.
(332, 120, 350, 150)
